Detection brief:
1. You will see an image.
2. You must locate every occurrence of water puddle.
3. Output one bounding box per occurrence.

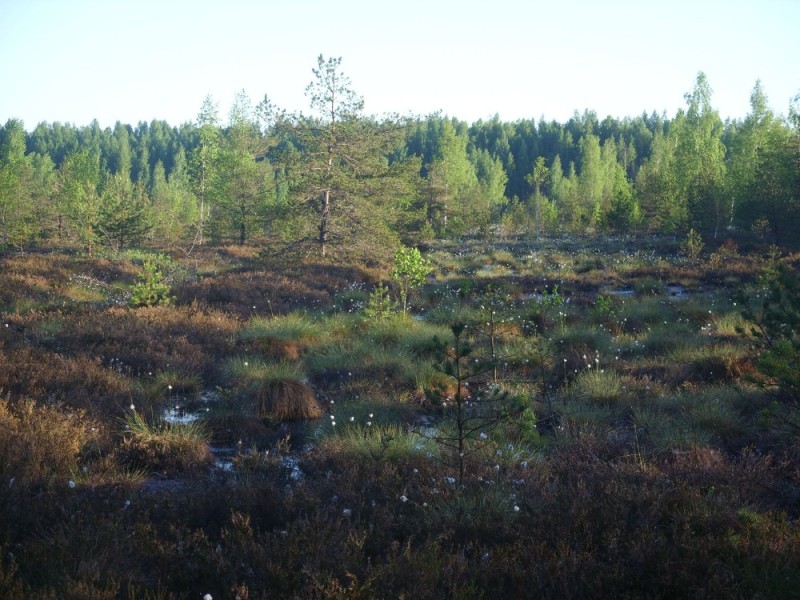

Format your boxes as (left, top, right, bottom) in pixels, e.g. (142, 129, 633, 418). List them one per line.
(666, 284, 689, 300)
(162, 389, 222, 424)
(211, 446, 237, 472)
(281, 455, 304, 481)
(605, 288, 635, 297)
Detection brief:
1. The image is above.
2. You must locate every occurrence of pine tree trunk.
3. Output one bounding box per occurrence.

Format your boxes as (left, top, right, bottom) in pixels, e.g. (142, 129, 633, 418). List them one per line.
(319, 189, 330, 257)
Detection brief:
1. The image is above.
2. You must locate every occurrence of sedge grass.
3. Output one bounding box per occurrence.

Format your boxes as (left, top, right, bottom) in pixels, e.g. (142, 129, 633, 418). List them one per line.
(240, 312, 322, 344)
(318, 423, 437, 464)
(119, 409, 212, 474)
(222, 358, 322, 421)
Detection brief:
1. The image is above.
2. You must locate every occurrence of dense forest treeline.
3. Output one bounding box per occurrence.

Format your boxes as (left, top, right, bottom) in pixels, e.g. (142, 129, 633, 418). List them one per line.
(1, 58, 799, 255)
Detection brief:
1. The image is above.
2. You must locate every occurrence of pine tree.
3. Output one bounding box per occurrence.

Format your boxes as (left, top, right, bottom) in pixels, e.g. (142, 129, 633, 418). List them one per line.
(264, 55, 417, 258)
(98, 172, 151, 252)
(425, 119, 477, 236)
(211, 91, 268, 245)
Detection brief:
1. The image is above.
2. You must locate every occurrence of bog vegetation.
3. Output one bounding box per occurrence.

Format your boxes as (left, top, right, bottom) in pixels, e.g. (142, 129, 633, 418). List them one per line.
(0, 57, 799, 598)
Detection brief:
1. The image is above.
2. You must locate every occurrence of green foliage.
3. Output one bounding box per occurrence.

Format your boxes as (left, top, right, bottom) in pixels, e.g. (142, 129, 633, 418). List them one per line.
(681, 228, 705, 261)
(526, 285, 566, 334)
(263, 55, 417, 258)
(98, 173, 152, 252)
(604, 165, 640, 233)
(424, 322, 521, 485)
(391, 245, 432, 313)
(364, 282, 394, 320)
(0, 119, 35, 248)
(737, 265, 800, 410)
(424, 120, 478, 236)
(129, 255, 175, 307)
(59, 148, 103, 255)
(593, 294, 619, 324)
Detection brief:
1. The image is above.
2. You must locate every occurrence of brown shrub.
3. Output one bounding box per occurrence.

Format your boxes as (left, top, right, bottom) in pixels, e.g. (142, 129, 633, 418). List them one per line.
(202, 412, 274, 447)
(0, 397, 99, 490)
(246, 338, 303, 361)
(177, 270, 330, 316)
(175, 261, 378, 316)
(0, 347, 133, 413)
(22, 304, 239, 380)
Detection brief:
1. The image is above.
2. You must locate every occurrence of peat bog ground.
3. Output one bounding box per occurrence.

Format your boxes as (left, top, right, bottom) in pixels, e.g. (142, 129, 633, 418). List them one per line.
(0, 235, 798, 599)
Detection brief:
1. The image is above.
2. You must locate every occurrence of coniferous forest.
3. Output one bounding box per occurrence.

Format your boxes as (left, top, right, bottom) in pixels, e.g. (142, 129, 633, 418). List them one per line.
(0, 57, 799, 598)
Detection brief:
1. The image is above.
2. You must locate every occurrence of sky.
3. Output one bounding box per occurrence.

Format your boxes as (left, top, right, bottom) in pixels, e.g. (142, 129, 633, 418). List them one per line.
(1, 0, 798, 131)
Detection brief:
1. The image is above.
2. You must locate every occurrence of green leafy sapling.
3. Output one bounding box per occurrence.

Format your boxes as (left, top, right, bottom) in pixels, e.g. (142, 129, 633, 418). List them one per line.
(391, 245, 432, 314)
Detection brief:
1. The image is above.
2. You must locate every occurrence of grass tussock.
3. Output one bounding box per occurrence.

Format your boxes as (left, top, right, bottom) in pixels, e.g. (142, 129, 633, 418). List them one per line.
(224, 358, 322, 421)
(318, 423, 435, 463)
(118, 409, 212, 475)
(239, 312, 322, 359)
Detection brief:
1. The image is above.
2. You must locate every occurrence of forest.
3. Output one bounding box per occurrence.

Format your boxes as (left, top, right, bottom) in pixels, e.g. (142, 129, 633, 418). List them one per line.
(2, 58, 799, 256)
(0, 57, 799, 599)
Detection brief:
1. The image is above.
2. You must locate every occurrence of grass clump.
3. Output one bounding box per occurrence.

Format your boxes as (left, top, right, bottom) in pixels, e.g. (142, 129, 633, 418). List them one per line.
(363, 315, 453, 358)
(569, 369, 627, 407)
(136, 369, 202, 406)
(239, 313, 323, 360)
(118, 409, 212, 475)
(319, 423, 435, 464)
(223, 358, 322, 422)
(306, 340, 418, 388)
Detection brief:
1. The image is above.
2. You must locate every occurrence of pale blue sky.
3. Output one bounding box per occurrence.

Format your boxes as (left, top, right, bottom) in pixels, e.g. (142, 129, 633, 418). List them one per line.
(1, 0, 798, 130)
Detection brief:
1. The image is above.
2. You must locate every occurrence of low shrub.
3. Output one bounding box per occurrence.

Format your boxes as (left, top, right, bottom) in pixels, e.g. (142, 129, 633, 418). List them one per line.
(0, 397, 99, 491)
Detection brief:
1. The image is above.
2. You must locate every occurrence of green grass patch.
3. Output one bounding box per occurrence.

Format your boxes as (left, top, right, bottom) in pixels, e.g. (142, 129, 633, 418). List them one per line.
(318, 423, 436, 463)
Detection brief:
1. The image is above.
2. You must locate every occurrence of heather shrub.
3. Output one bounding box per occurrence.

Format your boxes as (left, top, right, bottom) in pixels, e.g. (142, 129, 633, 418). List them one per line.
(3, 240, 800, 598)
(0, 347, 134, 413)
(0, 397, 99, 490)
